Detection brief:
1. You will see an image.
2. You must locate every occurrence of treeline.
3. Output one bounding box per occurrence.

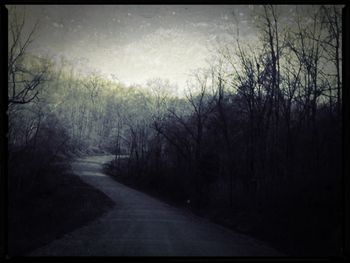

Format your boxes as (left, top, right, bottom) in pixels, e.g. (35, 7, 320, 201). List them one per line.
(6, 6, 150, 196)
(8, 53, 169, 198)
(8, 27, 179, 199)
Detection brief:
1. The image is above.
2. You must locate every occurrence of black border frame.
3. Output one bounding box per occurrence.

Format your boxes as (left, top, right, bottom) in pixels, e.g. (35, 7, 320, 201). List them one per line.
(1, 1, 349, 261)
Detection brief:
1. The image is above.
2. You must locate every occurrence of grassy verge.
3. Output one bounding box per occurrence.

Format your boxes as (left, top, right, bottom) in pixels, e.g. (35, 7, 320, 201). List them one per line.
(8, 164, 115, 257)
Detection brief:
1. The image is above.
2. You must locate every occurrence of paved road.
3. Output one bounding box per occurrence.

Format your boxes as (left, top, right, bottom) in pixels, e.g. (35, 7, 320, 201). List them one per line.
(30, 155, 283, 256)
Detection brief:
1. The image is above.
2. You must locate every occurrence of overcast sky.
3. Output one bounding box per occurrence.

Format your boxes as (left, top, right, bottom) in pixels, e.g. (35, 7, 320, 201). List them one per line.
(9, 5, 340, 93)
(9, 5, 261, 91)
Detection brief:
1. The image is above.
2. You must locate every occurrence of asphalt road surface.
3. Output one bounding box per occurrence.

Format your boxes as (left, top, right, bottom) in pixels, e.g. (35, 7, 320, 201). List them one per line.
(30, 155, 284, 256)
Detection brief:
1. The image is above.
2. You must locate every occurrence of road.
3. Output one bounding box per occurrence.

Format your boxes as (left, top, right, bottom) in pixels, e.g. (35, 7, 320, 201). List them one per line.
(30, 155, 283, 256)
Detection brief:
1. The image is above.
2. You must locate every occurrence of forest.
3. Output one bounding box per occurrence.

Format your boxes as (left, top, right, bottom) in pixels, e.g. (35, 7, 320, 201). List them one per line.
(7, 5, 343, 256)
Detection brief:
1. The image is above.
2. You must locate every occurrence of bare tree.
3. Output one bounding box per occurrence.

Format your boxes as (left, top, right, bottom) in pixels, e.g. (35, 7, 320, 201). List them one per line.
(8, 7, 49, 106)
(320, 5, 342, 118)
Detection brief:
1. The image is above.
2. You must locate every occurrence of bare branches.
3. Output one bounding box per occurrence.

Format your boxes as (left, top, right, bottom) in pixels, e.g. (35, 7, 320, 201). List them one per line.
(152, 120, 189, 160)
(82, 73, 102, 104)
(8, 8, 46, 107)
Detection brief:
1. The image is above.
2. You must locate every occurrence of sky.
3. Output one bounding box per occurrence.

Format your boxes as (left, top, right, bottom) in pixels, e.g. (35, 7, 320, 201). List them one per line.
(9, 5, 260, 93)
(9, 5, 342, 94)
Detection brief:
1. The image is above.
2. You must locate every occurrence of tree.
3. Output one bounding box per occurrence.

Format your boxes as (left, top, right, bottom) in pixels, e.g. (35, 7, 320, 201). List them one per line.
(320, 5, 342, 118)
(8, 7, 50, 106)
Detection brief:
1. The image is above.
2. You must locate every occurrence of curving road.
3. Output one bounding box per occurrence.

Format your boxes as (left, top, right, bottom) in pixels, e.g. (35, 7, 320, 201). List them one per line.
(30, 155, 284, 256)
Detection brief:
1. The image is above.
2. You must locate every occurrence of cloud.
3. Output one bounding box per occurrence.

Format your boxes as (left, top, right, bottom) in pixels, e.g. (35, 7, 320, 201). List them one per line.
(52, 22, 64, 28)
(190, 22, 209, 28)
(103, 26, 210, 89)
